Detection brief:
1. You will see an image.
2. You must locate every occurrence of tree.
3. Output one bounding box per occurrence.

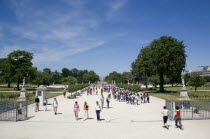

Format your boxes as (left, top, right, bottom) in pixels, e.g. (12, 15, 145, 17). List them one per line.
(183, 73, 191, 86)
(188, 73, 205, 91)
(0, 58, 14, 87)
(62, 76, 77, 85)
(33, 71, 51, 86)
(71, 68, 80, 77)
(43, 68, 51, 75)
(52, 70, 62, 84)
(150, 36, 186, 92)
(7, 50, 34, 89)
(122, 72, 134, 84)
(105, 71, 122, 84)
(27, 67, 37, 84)
(148, 75, 159, 88)
(62, 68, 70, 77)
(131, 46, 154, 89)
(83, 70, 99, 83)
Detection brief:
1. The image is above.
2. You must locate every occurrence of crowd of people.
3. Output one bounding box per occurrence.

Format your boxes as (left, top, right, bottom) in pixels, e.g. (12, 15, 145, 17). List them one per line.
(34, 84, 183, 129)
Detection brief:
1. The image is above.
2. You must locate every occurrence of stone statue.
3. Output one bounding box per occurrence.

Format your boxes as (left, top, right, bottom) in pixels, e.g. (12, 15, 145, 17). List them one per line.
(181, 77, 185, 88)
(22, 77, 26, 88)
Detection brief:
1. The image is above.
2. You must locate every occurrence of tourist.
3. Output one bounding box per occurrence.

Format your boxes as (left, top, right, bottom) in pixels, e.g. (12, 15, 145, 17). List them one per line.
(147, 93, 150, 103)
(52, 98, 58, 115)
(95, 101, 102, 121)
(74, 101, 80, 120)
(100, 95, 104, 108)
(174, 106, 182, 128)
(96, 89, 98, 95)
(106, 96, 110, 109)
(63, 90, 66, 98)
(101, 88, 103, 95)
(83, 102, 89, 120)
(35, 96, 40, 112)
(135, 94, 139, 105)
(43, 97, 48, 111)
(162, 106, 170, 129)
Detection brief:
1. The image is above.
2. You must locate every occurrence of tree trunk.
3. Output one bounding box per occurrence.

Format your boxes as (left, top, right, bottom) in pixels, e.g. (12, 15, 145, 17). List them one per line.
(159, 72, 164, 92)
(145, 79, 148, 90)
(17, 78, 20, 90)
(7, 82, 11, 88)
(171, 80, 174, 87)
(195, 86, 197, 92)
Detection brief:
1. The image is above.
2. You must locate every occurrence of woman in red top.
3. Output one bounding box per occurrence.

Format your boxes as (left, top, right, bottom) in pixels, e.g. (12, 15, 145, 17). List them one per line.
(174, 106, 182, 128)
(83, 102, 89, 120)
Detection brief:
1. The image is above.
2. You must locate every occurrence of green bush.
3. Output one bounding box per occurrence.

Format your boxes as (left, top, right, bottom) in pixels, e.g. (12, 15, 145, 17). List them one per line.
(130, 85, 141, 92)
(67, 84, 89, 95)
(0, 92, 20, 99)
(117, 84, 141, 92)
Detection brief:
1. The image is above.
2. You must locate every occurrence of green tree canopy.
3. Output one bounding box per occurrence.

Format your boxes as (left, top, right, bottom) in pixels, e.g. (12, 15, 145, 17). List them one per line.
(62, 68, 70, 77)
(105, 71, 123, 84)
(62, 76, 77, 85)
(83, 70, 99, 83)
(188, 73, 205, 91)
(149, 36, 186, 91)
(7, 50, 34, 89)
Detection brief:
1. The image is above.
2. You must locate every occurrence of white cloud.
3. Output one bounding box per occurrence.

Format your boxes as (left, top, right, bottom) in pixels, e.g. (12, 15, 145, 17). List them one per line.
(106, 0, 128, 20)
(1, 0, 106, 65)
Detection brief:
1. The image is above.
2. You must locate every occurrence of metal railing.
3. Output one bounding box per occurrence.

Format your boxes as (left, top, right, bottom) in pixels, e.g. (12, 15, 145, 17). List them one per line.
(0, 101, 28, 121)
(166, 99, 210, 120)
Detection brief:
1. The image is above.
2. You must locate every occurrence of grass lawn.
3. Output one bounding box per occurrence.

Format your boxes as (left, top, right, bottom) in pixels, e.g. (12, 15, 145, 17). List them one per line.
(164, 86, 210, 91)
(148, 86, 210, 100)
(0, 92, 61, 105)
(0, 86, 64, 92)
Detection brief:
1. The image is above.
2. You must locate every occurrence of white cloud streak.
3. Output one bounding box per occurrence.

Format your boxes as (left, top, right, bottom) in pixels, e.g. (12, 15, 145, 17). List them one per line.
(0, 0, 107, 65)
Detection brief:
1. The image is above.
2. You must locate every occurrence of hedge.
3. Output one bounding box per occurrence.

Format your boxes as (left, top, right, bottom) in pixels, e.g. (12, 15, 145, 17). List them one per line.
(117, 84, 141, 92)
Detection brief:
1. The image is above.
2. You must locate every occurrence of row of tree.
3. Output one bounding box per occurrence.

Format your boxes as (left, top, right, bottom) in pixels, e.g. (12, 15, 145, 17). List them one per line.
(0, 50, 99, 89)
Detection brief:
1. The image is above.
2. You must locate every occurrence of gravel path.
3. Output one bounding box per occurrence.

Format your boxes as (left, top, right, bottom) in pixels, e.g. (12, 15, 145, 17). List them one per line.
(0, 91, 210, 139)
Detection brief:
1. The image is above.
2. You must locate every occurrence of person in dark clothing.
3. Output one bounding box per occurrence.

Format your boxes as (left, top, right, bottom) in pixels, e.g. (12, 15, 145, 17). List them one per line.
(147, 93, 150, 103)
(35, 96, 40, 112)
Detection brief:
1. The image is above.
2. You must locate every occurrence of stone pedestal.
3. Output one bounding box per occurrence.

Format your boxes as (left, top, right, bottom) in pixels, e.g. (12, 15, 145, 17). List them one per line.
(18, 88, 27, 101)
(36, 85, 46, 105)
(179, 87, 190, 100)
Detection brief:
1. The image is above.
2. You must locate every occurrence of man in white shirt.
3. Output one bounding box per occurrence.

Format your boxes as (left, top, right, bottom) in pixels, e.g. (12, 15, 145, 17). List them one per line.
(95, 101, 102, 121)
(52, 98, 58, 115)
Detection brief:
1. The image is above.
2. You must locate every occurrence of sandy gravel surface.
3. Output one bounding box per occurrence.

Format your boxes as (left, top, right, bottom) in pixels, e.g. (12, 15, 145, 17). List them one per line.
(0, 91, 210, 139)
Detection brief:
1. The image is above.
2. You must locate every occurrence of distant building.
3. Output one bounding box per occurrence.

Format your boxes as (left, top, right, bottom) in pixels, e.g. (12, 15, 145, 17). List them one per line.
(185, 66, 210, 76)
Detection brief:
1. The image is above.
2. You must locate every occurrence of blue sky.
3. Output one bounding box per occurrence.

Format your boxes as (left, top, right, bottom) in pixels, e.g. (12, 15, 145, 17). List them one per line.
(0, 0, 210, 76)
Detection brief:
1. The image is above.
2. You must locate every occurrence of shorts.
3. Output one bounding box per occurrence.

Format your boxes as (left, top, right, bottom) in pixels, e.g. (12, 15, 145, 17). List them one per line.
(163, 116, 168, 124)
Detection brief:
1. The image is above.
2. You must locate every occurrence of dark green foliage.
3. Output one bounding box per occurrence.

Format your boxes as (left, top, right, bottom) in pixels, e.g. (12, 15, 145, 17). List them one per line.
(188, 73, 205, 91)
(131, 36, 187, 92)
(62, 76, 77, 85)
(83, 70, 99, 83)
(7, 50, 34, 89)
(67, 84, 89, 95)
(105, 71, 123, 83)
(148, 75, 159, 88)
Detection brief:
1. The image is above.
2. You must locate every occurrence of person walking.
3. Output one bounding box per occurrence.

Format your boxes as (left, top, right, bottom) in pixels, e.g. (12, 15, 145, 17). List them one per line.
(95, 101, 102, 121)
(63, 90, 66, 98)
(147, 93, 150, 103)
(43, 97, 48, 111)
(74, 101, 80, 120)
(106, 97, 110, 109)
(174, 106, 183, 129)
(35, 96, 40, 112)
(83, 102, 89, 120)
(52, 98, 58, 115)
(100, 95, 104, 108)
(162, 106, 170, 129)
